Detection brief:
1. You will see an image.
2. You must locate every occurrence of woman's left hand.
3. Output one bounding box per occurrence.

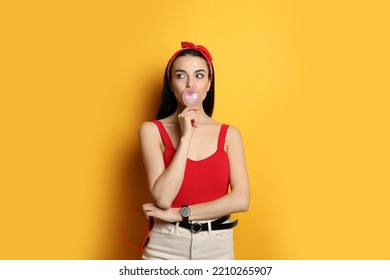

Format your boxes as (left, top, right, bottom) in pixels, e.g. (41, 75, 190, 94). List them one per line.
(142, 202, 180, 223)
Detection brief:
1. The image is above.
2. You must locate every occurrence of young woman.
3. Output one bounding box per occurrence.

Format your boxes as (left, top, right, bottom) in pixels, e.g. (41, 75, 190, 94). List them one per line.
(138, 42, 250, 259)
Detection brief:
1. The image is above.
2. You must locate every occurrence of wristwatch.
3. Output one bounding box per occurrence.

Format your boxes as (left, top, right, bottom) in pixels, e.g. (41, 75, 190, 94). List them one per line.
(179, 205, 191, 223)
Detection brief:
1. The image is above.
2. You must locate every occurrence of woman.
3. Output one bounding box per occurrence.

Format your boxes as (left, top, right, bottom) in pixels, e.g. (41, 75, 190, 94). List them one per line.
(139, 42, 250, 259)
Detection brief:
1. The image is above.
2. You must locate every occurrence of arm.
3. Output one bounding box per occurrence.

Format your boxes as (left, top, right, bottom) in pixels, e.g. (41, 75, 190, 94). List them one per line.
(139, 109, 198, 209)
(143, 126, 250, 221)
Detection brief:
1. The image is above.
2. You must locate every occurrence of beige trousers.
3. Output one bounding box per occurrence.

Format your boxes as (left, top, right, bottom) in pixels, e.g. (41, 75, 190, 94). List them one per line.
(142, 218, 234, 260)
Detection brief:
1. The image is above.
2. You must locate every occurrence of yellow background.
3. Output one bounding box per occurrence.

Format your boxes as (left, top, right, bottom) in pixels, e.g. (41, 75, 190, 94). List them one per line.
(1, 0, 389, 259)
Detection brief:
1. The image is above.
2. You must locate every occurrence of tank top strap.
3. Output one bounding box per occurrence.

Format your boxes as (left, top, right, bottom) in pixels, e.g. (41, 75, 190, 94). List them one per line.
(152, 120, 174, 149)
(217, 124, 229, 150)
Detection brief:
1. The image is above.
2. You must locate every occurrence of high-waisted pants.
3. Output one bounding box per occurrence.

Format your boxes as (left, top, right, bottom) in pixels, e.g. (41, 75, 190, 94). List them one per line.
(142, 218, 234, 260)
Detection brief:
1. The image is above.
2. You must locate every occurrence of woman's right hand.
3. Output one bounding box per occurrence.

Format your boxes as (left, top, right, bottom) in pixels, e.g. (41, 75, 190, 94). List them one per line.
(178, 107, 199, 138)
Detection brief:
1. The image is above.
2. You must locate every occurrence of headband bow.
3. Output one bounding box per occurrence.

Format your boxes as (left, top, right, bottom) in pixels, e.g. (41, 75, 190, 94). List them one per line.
(166, 41, 213, 80)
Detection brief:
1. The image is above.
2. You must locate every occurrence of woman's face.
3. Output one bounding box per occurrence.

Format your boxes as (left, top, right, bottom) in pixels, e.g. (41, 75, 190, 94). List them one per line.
(170, 55, 211, 108)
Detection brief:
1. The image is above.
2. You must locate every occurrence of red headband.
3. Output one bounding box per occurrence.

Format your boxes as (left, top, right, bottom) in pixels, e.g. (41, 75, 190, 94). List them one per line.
(166, 42, 213, 80)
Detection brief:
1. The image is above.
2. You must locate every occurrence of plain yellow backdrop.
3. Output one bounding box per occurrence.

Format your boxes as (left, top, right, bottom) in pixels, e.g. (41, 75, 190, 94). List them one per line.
(1, 0, 389, 259)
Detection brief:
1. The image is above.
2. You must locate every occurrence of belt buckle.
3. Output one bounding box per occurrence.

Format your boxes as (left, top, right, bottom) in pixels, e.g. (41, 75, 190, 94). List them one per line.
(190, 222, 202, 233)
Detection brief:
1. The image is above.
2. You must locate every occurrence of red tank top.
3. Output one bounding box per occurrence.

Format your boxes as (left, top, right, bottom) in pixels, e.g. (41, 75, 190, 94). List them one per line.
(153, 120, 230, 207)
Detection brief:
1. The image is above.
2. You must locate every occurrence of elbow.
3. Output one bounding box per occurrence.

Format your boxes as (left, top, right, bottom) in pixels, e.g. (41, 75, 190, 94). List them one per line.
(156, 201, 171, 210)
(153, 196, 172, 210)
(239, 200, 250, 212)
(230, 181, 250, 213)
(236, 194, 250, 213)
(151, 186, 173, 210)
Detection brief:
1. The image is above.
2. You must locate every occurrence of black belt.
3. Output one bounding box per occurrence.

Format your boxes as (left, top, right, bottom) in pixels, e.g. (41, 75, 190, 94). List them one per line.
(172, 215, 238, 233)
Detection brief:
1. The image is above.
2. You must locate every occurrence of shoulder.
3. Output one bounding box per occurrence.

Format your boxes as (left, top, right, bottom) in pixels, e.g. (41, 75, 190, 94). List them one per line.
(225, 125, 244, 147)
(226, 125, 242, 139)
(139, 121, 159, 140)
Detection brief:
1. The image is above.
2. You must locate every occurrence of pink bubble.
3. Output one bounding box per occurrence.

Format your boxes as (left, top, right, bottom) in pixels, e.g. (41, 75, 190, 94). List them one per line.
(182, 91, 200, 108)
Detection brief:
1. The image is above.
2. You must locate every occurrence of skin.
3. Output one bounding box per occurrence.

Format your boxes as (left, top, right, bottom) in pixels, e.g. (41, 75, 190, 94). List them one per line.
(138, 55, 250, 222)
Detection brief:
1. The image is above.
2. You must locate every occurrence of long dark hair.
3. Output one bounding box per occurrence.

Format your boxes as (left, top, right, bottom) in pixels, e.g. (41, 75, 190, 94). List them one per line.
(156, 49, 215, 119)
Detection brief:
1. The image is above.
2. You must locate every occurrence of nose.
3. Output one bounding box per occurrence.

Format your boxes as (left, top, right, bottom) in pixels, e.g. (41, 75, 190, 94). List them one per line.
(186, 77, 194, 88)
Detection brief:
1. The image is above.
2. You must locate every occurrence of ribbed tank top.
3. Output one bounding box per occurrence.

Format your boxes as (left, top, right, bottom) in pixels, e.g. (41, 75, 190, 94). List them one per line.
(152, 120, 230, 207)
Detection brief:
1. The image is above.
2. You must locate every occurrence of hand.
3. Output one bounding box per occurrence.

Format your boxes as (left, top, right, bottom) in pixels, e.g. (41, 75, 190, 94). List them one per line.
(178, 107, 199, 138)
(142, 202, 180, 223)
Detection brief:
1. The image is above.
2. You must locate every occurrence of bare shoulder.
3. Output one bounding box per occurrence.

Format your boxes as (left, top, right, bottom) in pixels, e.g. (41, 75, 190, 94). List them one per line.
(139, 121, 159, 140)
(226, 125, 243, 141)
(225, 125, 244, 150)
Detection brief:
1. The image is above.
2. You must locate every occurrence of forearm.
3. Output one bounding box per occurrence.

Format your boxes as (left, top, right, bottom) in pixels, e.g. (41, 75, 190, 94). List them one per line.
(151, 136, 191, 209)
(143, 190, 249, 223)
(164, 190, 249, 222)
(188, 191, 249, 221)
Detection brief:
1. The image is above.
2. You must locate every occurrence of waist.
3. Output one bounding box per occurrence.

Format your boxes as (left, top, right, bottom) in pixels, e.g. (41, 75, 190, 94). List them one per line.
(172, 215, 238, 233)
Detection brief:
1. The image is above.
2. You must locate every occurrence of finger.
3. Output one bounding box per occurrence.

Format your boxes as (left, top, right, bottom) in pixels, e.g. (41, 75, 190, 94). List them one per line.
(142, 202, 153, 208)
(142, 210, 152, 219)
(179, 112, 198, 120)
(180, 111, 198, 118)
(180, 108, 199, 116)
(192, 114, 199, 127)
(182, 107, 199, 112)
(181, 116, 198, 127)
(193, 120, 199, 128)
(144, 211, 155, 219)
(142, 204, 153, 214)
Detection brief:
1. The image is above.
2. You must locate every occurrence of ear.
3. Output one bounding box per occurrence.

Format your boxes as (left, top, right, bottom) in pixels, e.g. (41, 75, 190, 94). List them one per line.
(207, 78, 211, 92)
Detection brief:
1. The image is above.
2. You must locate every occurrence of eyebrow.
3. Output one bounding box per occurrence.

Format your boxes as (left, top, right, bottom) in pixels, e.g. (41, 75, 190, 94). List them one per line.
(174, 69, 206, 73)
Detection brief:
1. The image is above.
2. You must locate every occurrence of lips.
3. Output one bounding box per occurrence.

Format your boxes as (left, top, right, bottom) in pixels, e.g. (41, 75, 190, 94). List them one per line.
(182, 90, 200, 108)
(184, 91, 197, 100)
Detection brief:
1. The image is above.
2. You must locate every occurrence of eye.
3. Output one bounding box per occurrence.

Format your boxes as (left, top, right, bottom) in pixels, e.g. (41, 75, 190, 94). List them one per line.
(176, 73, 186, 79)
(195, 73, 205, 78)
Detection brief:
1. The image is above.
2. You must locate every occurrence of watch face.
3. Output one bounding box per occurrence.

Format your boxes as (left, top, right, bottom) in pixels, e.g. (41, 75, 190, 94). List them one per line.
(180, 206, 191, 217)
